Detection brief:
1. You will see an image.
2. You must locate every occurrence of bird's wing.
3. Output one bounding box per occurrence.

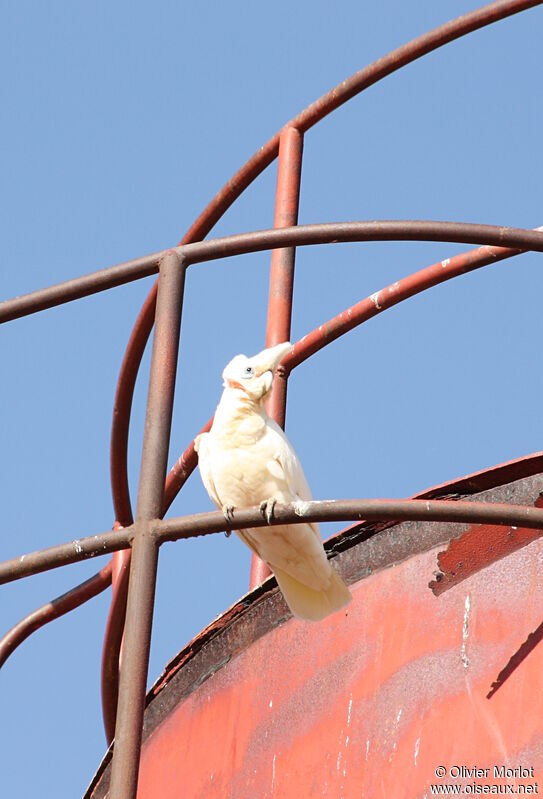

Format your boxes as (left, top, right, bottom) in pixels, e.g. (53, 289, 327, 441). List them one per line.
(266, 418, 313, 502)
(264, 420, 322, 542)
(194, 432, 222, 509)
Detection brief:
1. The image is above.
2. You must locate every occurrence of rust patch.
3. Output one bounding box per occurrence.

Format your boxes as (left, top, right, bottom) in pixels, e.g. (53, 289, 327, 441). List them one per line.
(430, 493, 543, 596)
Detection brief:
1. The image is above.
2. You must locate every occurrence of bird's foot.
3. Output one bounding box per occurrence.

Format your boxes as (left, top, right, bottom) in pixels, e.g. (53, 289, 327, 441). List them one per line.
(222, 504, 235, 536)
(259, 498, 277, 525)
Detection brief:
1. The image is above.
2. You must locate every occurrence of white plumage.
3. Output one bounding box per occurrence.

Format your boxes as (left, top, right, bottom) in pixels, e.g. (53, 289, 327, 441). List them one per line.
(194, 342, 352, 621)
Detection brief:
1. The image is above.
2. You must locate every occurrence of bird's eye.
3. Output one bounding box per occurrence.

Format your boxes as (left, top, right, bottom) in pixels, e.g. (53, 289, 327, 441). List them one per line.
(244, 366, 253, 376)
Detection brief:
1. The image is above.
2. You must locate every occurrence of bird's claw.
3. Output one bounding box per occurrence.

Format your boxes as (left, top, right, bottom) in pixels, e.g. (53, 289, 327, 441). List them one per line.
(259, 498, 276, 525)
(222, 504, 235, 536)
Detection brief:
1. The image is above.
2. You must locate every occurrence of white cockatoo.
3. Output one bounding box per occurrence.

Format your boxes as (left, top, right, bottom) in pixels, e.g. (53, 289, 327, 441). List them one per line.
(194, 342, 352, 621)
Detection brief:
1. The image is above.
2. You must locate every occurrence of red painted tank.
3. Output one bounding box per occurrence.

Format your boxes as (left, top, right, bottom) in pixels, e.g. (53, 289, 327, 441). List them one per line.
(87, 456, 543, 797)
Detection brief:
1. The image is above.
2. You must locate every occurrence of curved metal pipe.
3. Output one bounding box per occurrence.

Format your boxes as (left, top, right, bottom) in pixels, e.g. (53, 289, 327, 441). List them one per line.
(0, 562, 112, 669)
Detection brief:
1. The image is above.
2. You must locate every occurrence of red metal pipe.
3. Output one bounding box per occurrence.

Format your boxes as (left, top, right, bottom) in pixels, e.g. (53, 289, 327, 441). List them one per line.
(102, 418, 213, 746)
(103, 288, 158, 744)
(162, 419, 213, 513)
(101, 547, 131, 743)
(250, 126, 304, 589)
(0, 562, 112, 669)
(264, 126, 304, 401)
(285, 235, 541, 372)
(108, 250, 186, 799)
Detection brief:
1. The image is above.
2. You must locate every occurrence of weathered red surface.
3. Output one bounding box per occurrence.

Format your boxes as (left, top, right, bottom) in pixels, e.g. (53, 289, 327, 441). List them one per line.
(87, 466, 543, 798)
(431, 493, 543, 596)
(137, 543, 543, 798)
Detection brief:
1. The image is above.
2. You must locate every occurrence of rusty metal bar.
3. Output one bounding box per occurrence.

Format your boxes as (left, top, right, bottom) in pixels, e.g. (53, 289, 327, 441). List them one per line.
(101, 547, 131, 743)
(179, 221, 543, 264)
(0, 253, 161, 324)
(102, 417, 215, 745)
(0, 562, 112, 669)
(5, 498, 543, 585)
(250, 126, 304, 589)
(108, 250, 186, 799)
(3, 221, 543, 326)
(162, 419, 213, 512)
(0, 528, 133, 583)
(264, 126, 304, 422)
(156, 499, 543, 543)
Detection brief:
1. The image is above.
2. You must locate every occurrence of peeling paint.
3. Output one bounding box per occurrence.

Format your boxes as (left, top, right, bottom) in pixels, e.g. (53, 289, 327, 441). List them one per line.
(414, 736, 420, 766)
(347, 694, 353, 727)
(73, 540, 83, 555)
(365, 739, 370, 761)
(293, 500, 311, 516)
(441, 257, 451, 268)
(369, 291, 382, 310)
(269, 699, 273, 708)
(461, 594, 471, 669)
(271, 754, 276, 791)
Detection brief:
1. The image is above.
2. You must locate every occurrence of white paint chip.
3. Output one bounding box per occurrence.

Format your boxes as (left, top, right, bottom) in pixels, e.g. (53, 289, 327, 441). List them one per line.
(461, 594, 471, 669)
(293, 500, 311, 516)
(369, 291, 382, 310)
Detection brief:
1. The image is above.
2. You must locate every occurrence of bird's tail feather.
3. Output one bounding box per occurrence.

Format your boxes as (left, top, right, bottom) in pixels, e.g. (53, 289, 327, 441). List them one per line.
(272, 564, 352, 622)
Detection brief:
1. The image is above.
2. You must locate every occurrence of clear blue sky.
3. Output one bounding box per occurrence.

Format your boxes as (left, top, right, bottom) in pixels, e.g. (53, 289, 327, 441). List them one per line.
(1, 1, 542, 796)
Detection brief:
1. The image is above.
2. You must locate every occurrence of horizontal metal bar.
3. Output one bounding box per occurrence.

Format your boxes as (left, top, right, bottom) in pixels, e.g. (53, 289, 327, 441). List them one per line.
(180, 221, 543, 265)
(3, 499, 543, 585)
(0, 528, 134, 584)
(3, 221, 543, 324)
(0, 253, 161, 324)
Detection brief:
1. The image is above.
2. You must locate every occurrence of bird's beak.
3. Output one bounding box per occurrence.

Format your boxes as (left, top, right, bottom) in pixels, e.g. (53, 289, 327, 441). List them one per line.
(252, 341, 292, 376)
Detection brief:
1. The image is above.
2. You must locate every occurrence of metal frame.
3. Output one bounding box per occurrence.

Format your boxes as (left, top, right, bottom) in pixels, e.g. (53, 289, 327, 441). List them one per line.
(2, 1, 543, 797)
